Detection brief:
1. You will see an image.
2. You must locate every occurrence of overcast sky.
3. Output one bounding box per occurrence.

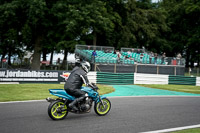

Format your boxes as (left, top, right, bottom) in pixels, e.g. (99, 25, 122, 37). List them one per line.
(152, 0, 159, 3)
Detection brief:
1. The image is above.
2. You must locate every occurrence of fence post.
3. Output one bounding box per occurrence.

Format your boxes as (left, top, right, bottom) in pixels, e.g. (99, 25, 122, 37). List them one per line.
(94, 63, 96, 72)
(174, 66, 176, 76)
(157, 66, 159, 74)
(135, 64, 137, 73)
(189, 67, 191, 76)
(114, 63, 116, 73)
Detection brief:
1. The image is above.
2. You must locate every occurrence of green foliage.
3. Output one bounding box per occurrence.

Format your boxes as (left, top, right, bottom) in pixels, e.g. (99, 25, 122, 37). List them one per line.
(160, 0, 200, 66)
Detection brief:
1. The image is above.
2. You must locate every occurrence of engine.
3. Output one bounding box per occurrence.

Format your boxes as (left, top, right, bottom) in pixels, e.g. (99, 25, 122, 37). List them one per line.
(80, 97, 93, 112)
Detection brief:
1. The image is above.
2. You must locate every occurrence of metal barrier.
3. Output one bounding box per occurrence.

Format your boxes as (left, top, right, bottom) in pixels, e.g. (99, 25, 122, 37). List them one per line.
(76, 45, 114, 52)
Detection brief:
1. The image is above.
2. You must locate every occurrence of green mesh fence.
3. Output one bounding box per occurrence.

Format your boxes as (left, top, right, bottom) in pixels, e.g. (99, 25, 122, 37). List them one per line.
(97, 72, 134, 85)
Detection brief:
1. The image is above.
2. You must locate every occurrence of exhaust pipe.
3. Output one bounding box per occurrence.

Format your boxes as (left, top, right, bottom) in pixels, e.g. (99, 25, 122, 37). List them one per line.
(46, 97, 55, 102)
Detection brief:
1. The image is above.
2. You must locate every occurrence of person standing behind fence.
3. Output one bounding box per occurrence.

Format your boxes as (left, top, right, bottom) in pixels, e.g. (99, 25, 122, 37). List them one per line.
(162, 52, 166, 64)
(57, 58, 60, 65)
(92, 50, 97, 63)
(176, 53, 182, 65)
(154, 53, 158, 65)
(117, 51, 122, 63)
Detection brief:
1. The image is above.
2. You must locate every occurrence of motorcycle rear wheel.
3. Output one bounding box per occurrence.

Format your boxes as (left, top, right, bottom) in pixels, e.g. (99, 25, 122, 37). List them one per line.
(94, 98, 111, 116)
(48, 100, 68, 120)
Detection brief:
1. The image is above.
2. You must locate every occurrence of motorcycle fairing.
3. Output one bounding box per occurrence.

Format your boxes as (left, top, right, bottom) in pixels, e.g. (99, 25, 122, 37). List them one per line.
(49, 86, 106, 102)
(49, 89, 75, 100)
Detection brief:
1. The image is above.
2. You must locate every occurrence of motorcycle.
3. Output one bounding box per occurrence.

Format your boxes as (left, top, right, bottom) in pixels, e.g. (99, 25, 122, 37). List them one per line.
(46, 83, 111, 120)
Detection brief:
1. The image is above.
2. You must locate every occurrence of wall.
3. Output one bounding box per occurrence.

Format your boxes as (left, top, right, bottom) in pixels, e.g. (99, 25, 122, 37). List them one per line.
(0, 70, 199, 86)
(196, 77, 200, 86)
(95, 64, 185, 75)
(97, 72, 199, 86)
(134, 73, 168, 84)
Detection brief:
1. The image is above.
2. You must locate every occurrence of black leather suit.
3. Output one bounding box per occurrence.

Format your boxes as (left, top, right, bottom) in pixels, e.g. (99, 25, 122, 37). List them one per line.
(64, 67, 89, 98)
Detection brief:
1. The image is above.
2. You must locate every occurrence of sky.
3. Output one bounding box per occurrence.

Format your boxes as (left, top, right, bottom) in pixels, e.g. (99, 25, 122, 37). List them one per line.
(46, 53, 76, 63)
(152, 0, 159, 3)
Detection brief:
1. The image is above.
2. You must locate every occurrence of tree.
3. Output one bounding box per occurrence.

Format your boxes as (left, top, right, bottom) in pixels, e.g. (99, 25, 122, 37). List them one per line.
(0, 0, 24, 65)
(111, 0, 168, 52)
(161, 0, 200, 67)
(64, 0, 115, 46)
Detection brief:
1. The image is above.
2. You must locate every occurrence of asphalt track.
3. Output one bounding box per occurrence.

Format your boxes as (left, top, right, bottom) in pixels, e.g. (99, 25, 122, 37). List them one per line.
(0, 85, 200, 133)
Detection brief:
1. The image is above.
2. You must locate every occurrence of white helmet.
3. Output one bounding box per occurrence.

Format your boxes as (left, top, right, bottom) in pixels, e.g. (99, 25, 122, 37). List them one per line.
(81, 61, 91, 73)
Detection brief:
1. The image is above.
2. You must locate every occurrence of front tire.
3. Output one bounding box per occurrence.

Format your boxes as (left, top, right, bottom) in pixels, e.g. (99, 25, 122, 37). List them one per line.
(94, 98, 111, 116)
(48, 100, 68, 120)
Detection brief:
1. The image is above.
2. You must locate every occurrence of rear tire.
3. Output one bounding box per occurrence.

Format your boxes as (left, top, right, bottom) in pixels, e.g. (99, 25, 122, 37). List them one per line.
(48, 100, 68, 120)
(94, 98, 111, 116)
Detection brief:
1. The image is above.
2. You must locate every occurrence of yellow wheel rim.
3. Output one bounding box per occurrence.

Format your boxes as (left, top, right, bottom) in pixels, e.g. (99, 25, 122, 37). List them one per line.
(51, 102, 67, 119)
(96, 99, 110, 115)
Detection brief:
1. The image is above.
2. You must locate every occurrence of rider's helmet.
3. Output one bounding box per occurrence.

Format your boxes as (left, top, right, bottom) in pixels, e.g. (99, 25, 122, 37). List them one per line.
(81, 61, 91, 73)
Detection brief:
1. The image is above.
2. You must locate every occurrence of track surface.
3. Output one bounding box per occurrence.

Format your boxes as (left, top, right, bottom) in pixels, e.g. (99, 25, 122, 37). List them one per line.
(0, 97, 200, 133)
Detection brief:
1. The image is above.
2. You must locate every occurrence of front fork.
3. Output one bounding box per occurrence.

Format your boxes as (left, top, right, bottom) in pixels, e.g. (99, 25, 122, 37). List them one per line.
(99, 96, 105, 108)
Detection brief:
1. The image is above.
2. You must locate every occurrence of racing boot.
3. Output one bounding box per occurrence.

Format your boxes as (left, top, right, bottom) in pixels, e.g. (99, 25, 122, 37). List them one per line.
(69, 97, 85, 111)
(69, 99, 78, 111)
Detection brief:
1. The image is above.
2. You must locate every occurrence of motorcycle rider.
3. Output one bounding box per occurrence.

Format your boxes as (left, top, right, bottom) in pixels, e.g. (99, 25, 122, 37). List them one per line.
(64, 61, 91, 111)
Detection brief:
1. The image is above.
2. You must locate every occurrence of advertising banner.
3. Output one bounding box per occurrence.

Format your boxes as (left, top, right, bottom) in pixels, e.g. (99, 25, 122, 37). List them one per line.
(0, 70, 63, 83)
(0, 70, 96, 84)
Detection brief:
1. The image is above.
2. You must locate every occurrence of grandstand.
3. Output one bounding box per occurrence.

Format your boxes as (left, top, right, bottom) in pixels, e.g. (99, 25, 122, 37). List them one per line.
(75, 45, 185, 75)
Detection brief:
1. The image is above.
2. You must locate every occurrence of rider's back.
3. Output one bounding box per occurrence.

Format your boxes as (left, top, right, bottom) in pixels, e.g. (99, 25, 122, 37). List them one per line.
(64, 67, 86, 90)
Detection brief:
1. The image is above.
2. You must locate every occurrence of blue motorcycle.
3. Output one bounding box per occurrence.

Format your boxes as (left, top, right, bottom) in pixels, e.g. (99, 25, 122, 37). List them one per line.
(46, 84, 111, 120)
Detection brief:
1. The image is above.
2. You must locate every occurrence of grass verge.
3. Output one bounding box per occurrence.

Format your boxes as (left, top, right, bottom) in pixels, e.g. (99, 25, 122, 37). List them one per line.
(171, 128, 200, 133)
(138, 84, 200, 94)
(0, 84, 115, 102)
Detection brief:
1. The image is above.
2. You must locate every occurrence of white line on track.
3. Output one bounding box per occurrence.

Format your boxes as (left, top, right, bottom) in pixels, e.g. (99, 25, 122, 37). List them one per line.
(0, 99, 46, 104)
(140, 124, 200, 133)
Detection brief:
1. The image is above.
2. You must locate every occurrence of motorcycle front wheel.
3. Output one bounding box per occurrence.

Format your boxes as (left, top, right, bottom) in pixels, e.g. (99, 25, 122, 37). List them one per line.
(48, 100, 68, 120)
(94, 98, 111, 116)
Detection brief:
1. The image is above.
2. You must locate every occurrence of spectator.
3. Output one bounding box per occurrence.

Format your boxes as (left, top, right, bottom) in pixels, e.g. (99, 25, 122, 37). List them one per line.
(113, 50, 117, 54)
(105, 49, 110, 53)
(92, 50, 97, 63)
(150, 51, 154, 64)
(57, 58, 60, 65)
(117, 51, 121, 63)
(125, 55, 133, 60)
(162, 52, 166, 64)
(127, 50, 131, 56)
(176, 53, 182, 65)
(177, 53, 182, 58)
(137, 49, 140, 54)
(154, 53, 158, 65)
(150, 51, 154, 57)
(125, 55, 129, 59)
